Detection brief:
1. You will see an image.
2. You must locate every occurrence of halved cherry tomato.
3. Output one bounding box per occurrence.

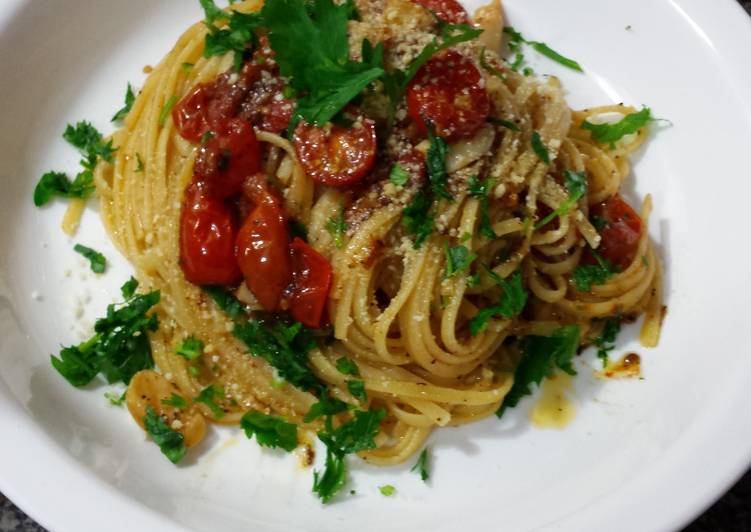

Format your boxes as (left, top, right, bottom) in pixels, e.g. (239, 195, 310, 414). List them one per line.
(289, 237, 333, 328)
(406, 50, 490, 140)
(591, 195, 642, 270)
(410, 0, 469, 23)
(235, 175, 292, 311)
(293, 118, 377, 186)
(194, 118, 261, 199)
(180, 185, 242, 286)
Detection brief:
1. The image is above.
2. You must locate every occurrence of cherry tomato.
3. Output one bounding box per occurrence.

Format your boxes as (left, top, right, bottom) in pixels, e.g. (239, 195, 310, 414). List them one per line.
(591, 195, 642, 270)
(194, 118, 261, 199)
(180, 185, 242, 286)
(173, 84, 213, 143)
(406, 50, 490, 140)
(293, 118, 377, 186)
(289, 238, 333, 328)
(235, 175, 292, 311)
(410, 0, 469, 23)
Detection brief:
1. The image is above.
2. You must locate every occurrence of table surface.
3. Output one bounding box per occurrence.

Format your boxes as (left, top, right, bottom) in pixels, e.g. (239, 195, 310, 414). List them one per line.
(3, 1, 751, 531)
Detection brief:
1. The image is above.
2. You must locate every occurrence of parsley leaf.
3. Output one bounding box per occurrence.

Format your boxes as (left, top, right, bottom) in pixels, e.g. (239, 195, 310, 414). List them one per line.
(112, 83, 135, 122)
(534, 170, 587, 230)
(325, 211, 348, 249)
(531, 131, 549, 164)
(73, 244, 106, 274)
(135, 153, 145, 172)
(527, 41, 583, 72)
(503, 26, 583, 73)
(199, 0, 228, 24)
(389, 163, 409, 187)
(469, 270, 527, 336)
(402, 190, 435, 249)
(63, 121, 116, 166)
(444, 244, 476, 278)
(162, 393, 188, 409)
(480, 46, 505, 80)
(489, 117, 521, 132)
(143, 405, 187, 464)
(304, 391, 351, 423)
(263, 0, 384, 126)
(159, 96, 177, 127)
(233, 318, 322, 392)
(468, 175, 496, 239)
(175, 336, 204, 360)
(572, 250, 617, 292)
(202, 285, 248, 320)
(497, 325, 580, 418)
(121, 276, 138, 299)
(594, 316, 620, 366)
(379, 485, 396, 496)
(427, 129, 451, 200)
(241, 410, 298, 451)
(51, 286, 160, 387)
(104, 390, 125, 406)
(336, 357, 360, 376)
(313, 448, 347, 504)
(581, 107, 654, 147)
(195, 384, 226, 418)
(347, 380, 367, 402)
(411, 447, 430, 482)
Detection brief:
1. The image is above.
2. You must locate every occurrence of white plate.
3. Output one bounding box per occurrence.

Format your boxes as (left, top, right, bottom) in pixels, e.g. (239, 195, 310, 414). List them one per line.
(2, 1, 751, 531)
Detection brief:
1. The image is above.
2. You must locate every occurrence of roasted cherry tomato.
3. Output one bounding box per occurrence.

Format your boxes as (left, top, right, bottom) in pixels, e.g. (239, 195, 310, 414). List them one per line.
(293, 118, 377, 186)
(289, 238, 333, 328)
(406, 50, 490, 140)
(180, 185, 242, 286)
(591, 195, 642, 270)
(194, 118, 261, 199)
(235, 175, 292, 311)
(410, 0, 469, 23)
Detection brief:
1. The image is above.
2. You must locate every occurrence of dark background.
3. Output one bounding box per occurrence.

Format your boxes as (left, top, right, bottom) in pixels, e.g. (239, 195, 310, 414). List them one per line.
(2, 1, 751, 531)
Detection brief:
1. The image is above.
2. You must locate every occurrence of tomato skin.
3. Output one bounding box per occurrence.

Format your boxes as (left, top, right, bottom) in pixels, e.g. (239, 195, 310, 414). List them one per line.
(289, 238, 333, 328)
(235, 175, 292, 311)
(410, 0, 469, 23)
(406, 50, 490, 140)
(194, 118, 261, 199)
(180, 185, 243, 286)
(293, 118, 377, 186)
(591, 195, 642, 270)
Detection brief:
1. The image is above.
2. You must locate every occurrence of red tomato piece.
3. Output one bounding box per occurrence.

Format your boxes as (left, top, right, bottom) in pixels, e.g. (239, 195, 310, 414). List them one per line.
(194, 118, 261, 199)
(591, 195, 642, 270)
(406, 50, 490, 140)
(289, 238, 333, 328)
(179, 185, 242, 286)
(410, 0, 469, 23)
(235, 175, 292, 311)
(173, 84, 213, 143)
(293, 118, 377, 186)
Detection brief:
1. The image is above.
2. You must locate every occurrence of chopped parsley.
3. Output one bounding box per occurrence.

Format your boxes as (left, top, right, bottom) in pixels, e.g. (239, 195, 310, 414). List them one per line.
(104, 390, 125, 406)
(313, 409, 387, 503)
(489, 117, 521, 132)
(325, 211, 348, 249)
(347, 380, 367, 402)
(241, 410, 298, 451)
(469, 270, 527, 336)
(73, 244, 106, 274)
(233, 318, 322, 392)
(200, 0, 263, 70)
(444, 244, 476, 278)
(34, 121, 115, 207)
(336, 357, 360, 376)
(379, 485, 396, 496)
(143, 405, 187, 464)
(503, 27, 583, 73)
(111, 83, 135, 122)
(468, 175, 496, 239)
(135, 153, 145, 172)
(426, 129, 451, 201)
(531, 131, 549, 164)
(159, 95, 178, 127)
(195, 384, 226, 418)
(121, 276, 139, 299)
(401, 190, 434, 249)
(497, 325, 580, 418)
(534, 170, 587, 230)
(479, 46, 505, 80)
(411, 447, 430, 482)
(263, 0, 383, 126)
(572, 250, 617, 292)
(202, 285, 248, 320)
(162, 393, 188, 409)
(304, 391, 351, 423)
(175, 336, 204, 360)
(581, 107, 654, 148)
(594, 316, 621, 366)
(389, 163, 409, 187)
(51, 279, 159, 387)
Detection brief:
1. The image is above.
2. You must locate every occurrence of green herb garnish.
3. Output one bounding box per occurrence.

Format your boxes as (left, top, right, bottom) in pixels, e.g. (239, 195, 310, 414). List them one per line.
(326, 211, 348, 249)
(468, 175, 496, 239)
(594, 317, 621, 367)
(195, 384, 226, 418)
(104, 390, 125, 406)
(411, 447, 430, 482)
(444, 244, 476, 278)
(74, 244, 106, 274)
(175, 336, 204, 360)
(112, 83, 135, 122)
(202, 285, 248, 320)
(531, 131, 549, 164)
(503, 26, 583, 73)
(581, 107, 654, 148)
(336, 357, 360, 376)
(469, 270, 527, 336)
(241, 410, 298, 451)
(402, 190, 434, 249)
(572, 250, 617, 292)
(389, 163, 410, 187)
(143, 405, 187, 464)
(159, 96, 178, 127)
(347, 380, 367, 402)
(534, 170, 587, 230)
(379, 485, 396, 496)
(427, 129, 451, 200)
(162, 393, 188, 409)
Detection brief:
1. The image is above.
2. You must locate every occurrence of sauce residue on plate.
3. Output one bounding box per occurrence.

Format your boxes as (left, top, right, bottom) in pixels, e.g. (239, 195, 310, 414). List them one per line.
(530, 373, 576, 429)
(600, 353, 642, 379)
